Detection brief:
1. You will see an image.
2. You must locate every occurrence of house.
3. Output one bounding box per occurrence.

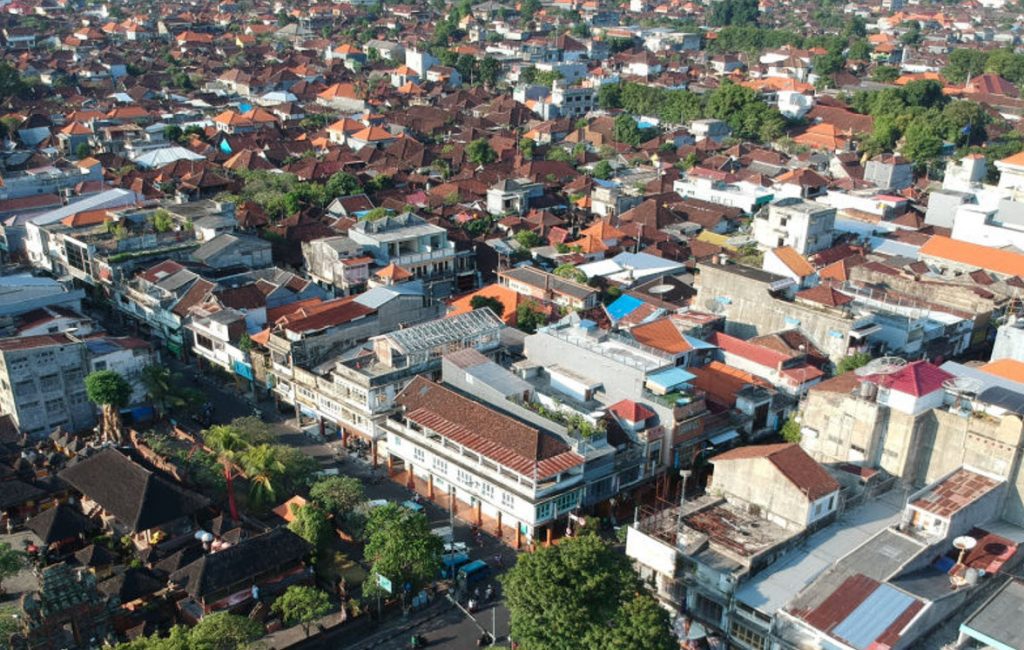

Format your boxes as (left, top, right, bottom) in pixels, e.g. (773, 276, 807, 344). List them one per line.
(486, 178, 544, 216)
(864, 154, 914, 191)
(919, 235, 1024, 280)
(497, 266, 599, 311)
(191, 233, 273, 271)
(762, 246, 818, 289)
(752, 198, 836, 255)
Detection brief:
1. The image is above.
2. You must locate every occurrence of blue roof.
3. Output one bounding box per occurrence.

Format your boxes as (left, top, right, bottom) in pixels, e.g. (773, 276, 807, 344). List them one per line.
(832, 583, 916, 650)
(646, 367, 697, 391)
(684, 335, 717, 350)
(606, 294, 644, 322)
(593, 179, 618, 189)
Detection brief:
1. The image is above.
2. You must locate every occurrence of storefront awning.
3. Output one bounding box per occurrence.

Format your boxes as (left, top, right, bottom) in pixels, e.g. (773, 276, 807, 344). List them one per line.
(709, 429, 740, 446)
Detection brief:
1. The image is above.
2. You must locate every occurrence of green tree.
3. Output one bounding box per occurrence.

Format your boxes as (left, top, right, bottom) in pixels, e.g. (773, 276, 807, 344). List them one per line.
(985, 49, 1024, 85)
(516, 302, 547, 334)
(901, 117, 944, 167)
(813, 51, 845, 77)
(871, 65, 901, 83)
(780, 414, 802, 443)
(595, 592, 675, 650)
(151, 209, 174, 233)
(546, 147, 573, 163)
(597, 83, 622, 109)
(74, 142, 92, 159)
(519, 137, 535, 160)
(363, 504, 443, 597)
(515, 230, 543, 249)
(85, 370, 133, 444)
(470, 295, 506, 318)
(187, 611, 263, 650)
(163, 125, 183, 142)
(613, 114, 642, 146)
(479, 56, 500, 87)
(239, 443, 286, 509)
(0, 543, 25, 596)
(0, 62, 30, 101)
(592, 160, 613, 180)
(272, 585, 331, 637)
(553, 263, 587, 284)
(848, 40, 871, 62)
(709, 0, 759, 27)
(943, 48, 988, 84)
(325, 172, 361, 199)
(139, 364, 189, 419)
(501, 533, 672, 650)
(466, 138, 497, 165)
(309, 476, 366, 517)
(836, 351, 872, 374)
(205, 424, 251, 520)
(288, 503, 333, 556)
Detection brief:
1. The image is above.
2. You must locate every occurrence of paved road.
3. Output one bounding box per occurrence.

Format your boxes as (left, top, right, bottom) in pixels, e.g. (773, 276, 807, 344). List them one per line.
(170, 360, 515, 650)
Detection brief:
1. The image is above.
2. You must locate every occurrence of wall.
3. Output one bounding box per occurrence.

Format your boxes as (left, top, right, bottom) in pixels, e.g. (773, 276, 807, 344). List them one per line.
(695, 263, 853, 362)
(992, 321, 1024, 362)
(711, 457, 812, 530)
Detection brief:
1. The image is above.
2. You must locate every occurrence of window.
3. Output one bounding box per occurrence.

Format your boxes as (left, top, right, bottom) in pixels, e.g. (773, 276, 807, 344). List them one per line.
(554, 490, 578, 513)
(730, 620, 767, 650)
(501, 492, 515, 508)
(414, 447, 425, 462)
(432, 457, 448, 474)
(536, 501, 552, 521)
(692, 594, 723, 627)
(480, 482, 494, 499)
(457, 469, 474, 487)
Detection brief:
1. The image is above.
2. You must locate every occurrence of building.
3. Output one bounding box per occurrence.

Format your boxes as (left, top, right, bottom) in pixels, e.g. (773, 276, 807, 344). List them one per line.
(498, 266, 599, 311)
(282, 308, 505, 464)
(301, 236, 371, 295)
(384, 373, 587, 548)
(625, 443, 841, 643)
(673, 168, 774, 214)
(0, 333, 93, 437)
(486, 179, 544, 216)
(751, 198, 836, 255)
(348, 213, 469, 296)
(864, 154, 914, 190)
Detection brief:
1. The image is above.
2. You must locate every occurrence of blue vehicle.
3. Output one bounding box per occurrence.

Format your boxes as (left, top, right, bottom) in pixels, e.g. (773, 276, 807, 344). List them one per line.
(401, 499, 424, 513)
(440, 550, 471, 578)
(457, 559, 491, 587)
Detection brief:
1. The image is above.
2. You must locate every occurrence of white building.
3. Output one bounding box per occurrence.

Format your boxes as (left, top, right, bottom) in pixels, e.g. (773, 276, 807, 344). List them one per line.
(751, 198, 836, 254)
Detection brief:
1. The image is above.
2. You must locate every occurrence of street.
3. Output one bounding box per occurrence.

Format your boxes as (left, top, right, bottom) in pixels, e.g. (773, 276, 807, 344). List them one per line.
(167, 356, 515, 650)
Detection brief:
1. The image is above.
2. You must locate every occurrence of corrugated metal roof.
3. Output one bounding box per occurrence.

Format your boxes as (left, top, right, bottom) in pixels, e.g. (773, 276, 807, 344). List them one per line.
(832, 583, 915, 650)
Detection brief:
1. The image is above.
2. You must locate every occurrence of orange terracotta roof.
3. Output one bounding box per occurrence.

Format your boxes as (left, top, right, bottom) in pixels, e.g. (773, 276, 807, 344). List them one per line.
(630, 317, 693, 354)
(448, 284, 521, 325)
(980, 359, 1024, 384)
(770, 246, 815, 277)
(581, 219, 625, 241)
(61, 209, 111, 227)
(919, 235, 1024, 277)
(375, 262, 412, 280)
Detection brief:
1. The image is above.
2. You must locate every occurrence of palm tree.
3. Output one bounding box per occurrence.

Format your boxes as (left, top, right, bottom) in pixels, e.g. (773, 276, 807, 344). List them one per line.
(239, 444, 286, 509)
(140, 365, 186, 420)
(204, 425, 249, 519)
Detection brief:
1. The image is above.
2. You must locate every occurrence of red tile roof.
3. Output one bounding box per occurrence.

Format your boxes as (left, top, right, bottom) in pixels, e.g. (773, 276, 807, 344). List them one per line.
(608, 399, 655, 424)
(281, 297, 374, 334)
(713, 443, 839, 500)
(630, 317, 692, 354)
(910, 468, 1002, 518)
(0, 333, 79, 351)
(869, 360, 952, 397)
(396, 376, 584, 480)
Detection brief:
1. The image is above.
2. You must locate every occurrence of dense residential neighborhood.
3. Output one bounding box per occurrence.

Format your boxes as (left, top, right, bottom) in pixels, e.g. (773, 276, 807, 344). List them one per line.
(2, 0, 1024, 648)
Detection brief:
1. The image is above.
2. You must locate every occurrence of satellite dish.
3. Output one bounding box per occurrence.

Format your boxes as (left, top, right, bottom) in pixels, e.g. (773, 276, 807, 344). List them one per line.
(953, 536, 977, 552)
(943, 376, 983, 397)
(854, 356, 907, 377)
(704, 298, 725, 314)
(648, 284, 673, 295)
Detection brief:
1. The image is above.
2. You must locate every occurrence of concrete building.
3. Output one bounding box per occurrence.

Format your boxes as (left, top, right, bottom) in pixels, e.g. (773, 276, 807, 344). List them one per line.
(751, 198, 835, 255)
(864, 154, 914, 190)
(0, 333, 94, 436)
(992, 318, 1024, 362)
(486, 179, 544, 216)
(283, 308, 504, 464)
(673, 168, 774, 214)
(497, 266, 599, 312)
(302, 236, 371, 295)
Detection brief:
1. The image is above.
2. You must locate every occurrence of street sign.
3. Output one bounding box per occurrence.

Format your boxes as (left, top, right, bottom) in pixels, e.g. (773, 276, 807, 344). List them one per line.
(377, 574, 393, 594)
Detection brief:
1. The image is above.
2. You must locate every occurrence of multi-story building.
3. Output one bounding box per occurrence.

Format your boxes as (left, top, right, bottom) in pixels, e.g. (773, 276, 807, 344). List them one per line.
(383, 372, 587, 548)
(751, 198, 835, 255)
(498, 266, 599, 312)
(673, 168, 774, 214)
(347, 213, 469, 297)
(284, 308, 505, 464)
(0, 333, 93, 436)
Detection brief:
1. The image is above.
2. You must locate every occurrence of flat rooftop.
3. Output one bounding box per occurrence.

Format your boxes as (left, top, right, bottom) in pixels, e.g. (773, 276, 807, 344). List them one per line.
(910, 468, 1003, 519)
(736, 489, 905, 615)
(960, 579, 1024, 650)
(684, 499, 793, 560)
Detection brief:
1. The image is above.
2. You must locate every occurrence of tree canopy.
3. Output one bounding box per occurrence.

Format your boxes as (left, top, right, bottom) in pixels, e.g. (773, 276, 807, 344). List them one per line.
(0, 543, 25, 595)
(85, 370, 133, 444)
(362, 503, 443, 597)
(501, 533, 674, 650)
(272, 585, 331, 637)
(309, 475, 366, 517)
(470, 295, 506, 318)
(467, 138, 497, 165)
(709, 0, 759, 27)
(116, 612, 263, 650)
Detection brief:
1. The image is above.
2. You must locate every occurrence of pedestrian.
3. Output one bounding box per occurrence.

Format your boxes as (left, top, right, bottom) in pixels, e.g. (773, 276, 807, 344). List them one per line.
(493, 553, 503, 568)
(5, 517, 12, 535)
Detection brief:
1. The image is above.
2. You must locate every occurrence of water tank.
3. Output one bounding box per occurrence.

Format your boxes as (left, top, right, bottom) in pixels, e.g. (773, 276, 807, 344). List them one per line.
(858, 381, 877, 401)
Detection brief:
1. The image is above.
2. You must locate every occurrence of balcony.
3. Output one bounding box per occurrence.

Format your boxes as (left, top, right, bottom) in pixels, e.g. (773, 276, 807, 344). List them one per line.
(395, 243, 456, 267)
